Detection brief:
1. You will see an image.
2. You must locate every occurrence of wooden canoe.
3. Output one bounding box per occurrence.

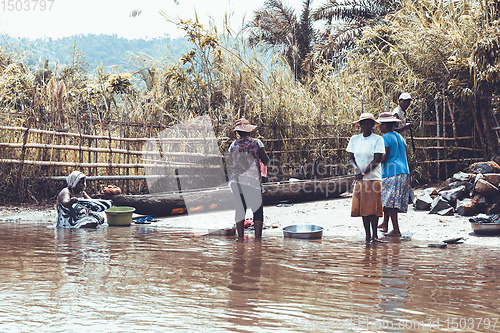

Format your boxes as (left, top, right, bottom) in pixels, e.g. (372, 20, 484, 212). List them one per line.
(105, 175, 354, 217)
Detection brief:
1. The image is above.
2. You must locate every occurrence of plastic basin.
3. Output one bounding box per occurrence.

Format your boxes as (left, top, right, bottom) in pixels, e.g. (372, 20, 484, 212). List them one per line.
(105, 206, 135, 226)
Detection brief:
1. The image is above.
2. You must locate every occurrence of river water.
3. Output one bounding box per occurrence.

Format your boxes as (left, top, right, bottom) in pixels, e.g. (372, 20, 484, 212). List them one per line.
(0, 220, 499, 333)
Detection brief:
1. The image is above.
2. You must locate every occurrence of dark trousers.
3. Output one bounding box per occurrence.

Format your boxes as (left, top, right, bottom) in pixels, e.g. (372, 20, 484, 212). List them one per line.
(230, 183, 264, 221)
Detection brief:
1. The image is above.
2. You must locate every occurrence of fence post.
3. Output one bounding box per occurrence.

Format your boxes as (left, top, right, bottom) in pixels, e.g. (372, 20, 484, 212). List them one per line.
(443, 93, 448, 179)
(434, 96, 440, 180)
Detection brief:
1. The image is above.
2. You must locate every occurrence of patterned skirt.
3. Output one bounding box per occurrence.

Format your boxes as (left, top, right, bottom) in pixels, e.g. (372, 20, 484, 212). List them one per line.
(55, 201, 106, 229)
(351, 180, 383, 217)
(382, 173, 411, 213)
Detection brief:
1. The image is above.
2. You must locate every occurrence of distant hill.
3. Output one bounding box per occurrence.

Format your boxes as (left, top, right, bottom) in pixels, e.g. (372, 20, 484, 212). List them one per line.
(0, 34, 191, 71)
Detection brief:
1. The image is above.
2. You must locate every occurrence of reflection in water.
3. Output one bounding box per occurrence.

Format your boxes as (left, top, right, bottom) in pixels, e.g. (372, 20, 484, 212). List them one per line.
(378, 244, 408, 331)
(0, 222, 499, 332)
(227, 241, 263, 331)
(345, 243, 409, 332)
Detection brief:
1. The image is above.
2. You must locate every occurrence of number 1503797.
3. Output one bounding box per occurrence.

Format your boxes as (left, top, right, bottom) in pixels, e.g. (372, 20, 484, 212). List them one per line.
(1, 0, 54, 11)
(443, 317, 498, 330)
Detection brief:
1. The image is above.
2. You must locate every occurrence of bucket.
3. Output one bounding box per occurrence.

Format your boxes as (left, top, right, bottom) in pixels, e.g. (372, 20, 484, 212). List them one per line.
(105, 206, 135, 226)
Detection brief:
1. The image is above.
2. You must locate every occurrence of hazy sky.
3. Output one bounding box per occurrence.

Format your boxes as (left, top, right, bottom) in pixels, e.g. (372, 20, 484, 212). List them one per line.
(0, 0, 305, 39)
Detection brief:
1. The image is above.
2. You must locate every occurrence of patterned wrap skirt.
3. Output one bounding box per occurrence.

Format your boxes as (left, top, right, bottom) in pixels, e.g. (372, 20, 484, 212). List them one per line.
(351, 180, 383, 217)
(382, 173, 411, 213)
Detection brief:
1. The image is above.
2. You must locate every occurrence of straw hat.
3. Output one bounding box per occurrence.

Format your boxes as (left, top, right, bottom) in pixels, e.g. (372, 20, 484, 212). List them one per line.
(399, 92, 412, 100)
(352, 113, 380, 126)
(233, 118, 258, 132)
(377, 112, 402, 123)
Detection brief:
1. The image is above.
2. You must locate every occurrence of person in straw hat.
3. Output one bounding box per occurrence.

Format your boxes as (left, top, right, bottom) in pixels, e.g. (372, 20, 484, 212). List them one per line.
(346, 113, 385, 242)
(376, 112, 411, 237)
(228, 118, 270, 240)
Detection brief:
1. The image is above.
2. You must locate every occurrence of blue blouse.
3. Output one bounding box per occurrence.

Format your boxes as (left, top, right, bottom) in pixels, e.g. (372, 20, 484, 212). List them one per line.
(382, 132, 409, 178)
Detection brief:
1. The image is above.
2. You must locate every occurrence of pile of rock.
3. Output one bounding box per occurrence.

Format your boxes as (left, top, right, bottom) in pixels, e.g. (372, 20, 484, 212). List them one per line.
(415, 161, 500, 216)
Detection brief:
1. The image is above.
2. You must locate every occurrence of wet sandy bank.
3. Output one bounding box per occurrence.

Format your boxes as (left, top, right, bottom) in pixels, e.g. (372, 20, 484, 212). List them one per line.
(1, 190, 499, 247)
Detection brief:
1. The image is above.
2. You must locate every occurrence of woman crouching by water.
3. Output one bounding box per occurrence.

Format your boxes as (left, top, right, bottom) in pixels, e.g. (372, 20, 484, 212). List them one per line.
(346, 113, 385, 242)
(55, 171, 111, 228)
(376, 112, 411, 237)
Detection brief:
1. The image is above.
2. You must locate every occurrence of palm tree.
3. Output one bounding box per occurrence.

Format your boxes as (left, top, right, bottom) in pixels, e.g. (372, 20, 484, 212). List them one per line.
(306, 0, 401, 68)
(246, 0, 316, 80)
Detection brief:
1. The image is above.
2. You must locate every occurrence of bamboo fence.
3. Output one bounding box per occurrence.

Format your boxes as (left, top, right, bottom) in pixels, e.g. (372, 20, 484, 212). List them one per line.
(0, 122, 482, 181)
(0, 94, 487, 200)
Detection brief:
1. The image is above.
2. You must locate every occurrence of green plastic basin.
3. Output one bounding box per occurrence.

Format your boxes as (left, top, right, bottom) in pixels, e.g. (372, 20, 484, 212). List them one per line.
(105, 206, 135, 226)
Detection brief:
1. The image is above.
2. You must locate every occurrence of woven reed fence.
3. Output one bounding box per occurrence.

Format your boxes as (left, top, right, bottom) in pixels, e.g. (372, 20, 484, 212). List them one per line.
(0, 127, 483, 199)
(0, 94, 487, 202)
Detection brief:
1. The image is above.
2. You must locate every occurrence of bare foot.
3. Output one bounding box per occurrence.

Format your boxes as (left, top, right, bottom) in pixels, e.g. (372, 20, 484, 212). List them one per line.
(371, 237, 386, 243)
(377, 224, 388, 232)
(384, 230, 401, 237)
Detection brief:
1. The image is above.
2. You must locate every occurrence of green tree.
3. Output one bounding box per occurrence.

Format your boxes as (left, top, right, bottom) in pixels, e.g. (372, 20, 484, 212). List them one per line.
(307, 0, 401, 68)
(246, 0, 316, 80)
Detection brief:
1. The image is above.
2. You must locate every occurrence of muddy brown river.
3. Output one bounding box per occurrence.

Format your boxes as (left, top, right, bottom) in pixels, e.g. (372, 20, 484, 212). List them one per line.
(1, 221, 499, 332)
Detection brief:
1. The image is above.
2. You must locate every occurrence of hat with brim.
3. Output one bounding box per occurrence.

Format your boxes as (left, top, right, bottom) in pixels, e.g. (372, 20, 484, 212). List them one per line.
(352, 113, 380, 126)
(377, 112, 402, 123)
(233, 118, 258, 132)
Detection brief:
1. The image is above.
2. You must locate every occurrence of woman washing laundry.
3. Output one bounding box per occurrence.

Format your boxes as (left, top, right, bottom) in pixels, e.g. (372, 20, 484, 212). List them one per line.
(55, 171, 112, 228)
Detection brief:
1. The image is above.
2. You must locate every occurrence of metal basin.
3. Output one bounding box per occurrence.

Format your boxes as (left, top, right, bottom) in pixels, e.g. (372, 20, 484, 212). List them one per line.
(470, 221, 500, 235)
(283, 224, 323, 239)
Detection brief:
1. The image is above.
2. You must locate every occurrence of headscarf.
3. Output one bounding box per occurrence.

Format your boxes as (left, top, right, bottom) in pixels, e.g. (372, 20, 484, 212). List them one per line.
(66, 171, 86, 189)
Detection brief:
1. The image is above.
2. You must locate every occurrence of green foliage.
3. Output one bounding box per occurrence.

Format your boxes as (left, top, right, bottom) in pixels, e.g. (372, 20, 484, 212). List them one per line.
(307, 0, 400, 68)
(0, 34, 189, 70)
(245, 0, 316, 80)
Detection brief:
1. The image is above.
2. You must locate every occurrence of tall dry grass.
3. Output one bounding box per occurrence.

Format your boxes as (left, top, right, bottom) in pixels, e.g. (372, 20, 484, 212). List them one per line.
(0, 0, 497, 202)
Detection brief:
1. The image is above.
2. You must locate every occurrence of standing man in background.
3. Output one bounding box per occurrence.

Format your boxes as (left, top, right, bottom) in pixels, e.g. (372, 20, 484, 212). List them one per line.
(392, 93, 413, 137)
(392, 92, 415, 204)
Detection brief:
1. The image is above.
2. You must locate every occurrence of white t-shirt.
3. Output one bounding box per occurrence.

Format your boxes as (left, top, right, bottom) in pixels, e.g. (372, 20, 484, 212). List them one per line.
(392, 105, 409, 140)
(346, 133, 385, 181)
(392, 106, 406, 131)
